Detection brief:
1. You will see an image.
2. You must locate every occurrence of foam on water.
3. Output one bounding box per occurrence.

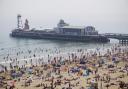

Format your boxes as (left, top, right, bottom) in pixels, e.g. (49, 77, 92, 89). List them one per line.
(0, 44, 114, 68)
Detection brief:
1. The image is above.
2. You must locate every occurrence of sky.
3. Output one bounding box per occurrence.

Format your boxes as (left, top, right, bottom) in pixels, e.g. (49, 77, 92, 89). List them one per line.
(0, 0, 128, 33)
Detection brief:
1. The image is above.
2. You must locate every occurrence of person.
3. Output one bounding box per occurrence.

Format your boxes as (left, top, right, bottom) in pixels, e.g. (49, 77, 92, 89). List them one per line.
(100, 79, 103, 89)
(119, 81, 125, 89)
(4, 66, 7, 72)
(106, 84, 109, 89)
(80, 87, 85, 89)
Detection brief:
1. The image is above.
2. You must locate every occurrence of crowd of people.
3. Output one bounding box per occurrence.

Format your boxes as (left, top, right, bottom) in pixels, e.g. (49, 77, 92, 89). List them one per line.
(0, 44, 128, 89)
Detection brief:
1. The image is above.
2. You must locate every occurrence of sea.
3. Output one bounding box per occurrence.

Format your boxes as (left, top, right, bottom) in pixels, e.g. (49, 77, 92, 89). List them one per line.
(0, 29, 119, 67)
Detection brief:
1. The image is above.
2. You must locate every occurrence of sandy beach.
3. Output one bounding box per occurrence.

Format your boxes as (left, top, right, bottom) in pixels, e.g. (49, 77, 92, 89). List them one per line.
(0, 44, 128, 89)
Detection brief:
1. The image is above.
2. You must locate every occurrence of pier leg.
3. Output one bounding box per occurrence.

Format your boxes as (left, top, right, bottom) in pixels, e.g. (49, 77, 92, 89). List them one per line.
(119, 40, 123, 44)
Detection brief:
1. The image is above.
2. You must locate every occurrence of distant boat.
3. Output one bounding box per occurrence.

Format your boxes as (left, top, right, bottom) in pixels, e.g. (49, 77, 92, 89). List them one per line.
(11, 15, 110, 43)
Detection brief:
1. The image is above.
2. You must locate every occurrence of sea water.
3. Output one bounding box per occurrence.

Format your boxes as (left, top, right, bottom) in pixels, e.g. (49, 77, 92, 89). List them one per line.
(0, 30, 119, 67)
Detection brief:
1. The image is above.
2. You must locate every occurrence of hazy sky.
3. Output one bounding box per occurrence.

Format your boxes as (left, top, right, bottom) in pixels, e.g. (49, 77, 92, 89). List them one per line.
(0, 0, 128, 33)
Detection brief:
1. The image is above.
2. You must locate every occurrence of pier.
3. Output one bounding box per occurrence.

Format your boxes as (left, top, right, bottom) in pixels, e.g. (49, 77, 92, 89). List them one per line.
(102, 33, 128, 44)
(11, 15, 110, 43)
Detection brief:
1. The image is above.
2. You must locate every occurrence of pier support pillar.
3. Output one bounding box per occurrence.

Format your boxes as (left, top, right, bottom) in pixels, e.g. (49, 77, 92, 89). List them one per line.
(119, 39, 128, 45)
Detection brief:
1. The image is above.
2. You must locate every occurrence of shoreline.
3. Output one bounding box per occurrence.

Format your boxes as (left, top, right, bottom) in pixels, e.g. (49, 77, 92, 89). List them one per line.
(0, 44, 111, 68)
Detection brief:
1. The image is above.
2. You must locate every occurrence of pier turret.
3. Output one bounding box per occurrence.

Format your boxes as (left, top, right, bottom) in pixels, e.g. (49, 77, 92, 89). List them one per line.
(56, 19, 69, 33)
(17, 14, 23, 29)
(57, 19, 69, 28)
(23, 19, 29, 30)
